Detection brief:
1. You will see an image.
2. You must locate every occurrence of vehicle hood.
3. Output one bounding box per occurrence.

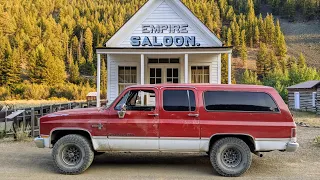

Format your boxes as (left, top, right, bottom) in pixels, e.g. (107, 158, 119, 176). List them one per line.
(43, 107, 103, 118)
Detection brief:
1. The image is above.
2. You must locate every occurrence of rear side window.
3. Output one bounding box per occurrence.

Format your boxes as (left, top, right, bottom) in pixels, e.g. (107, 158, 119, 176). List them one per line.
(203, 91, 279, 112)
(163, 90, 196, 111)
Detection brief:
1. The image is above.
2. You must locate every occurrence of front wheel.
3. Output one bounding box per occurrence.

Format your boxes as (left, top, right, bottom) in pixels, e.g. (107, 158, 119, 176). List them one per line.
(52, 134, 94, 175)
(210, 137, 252, 177)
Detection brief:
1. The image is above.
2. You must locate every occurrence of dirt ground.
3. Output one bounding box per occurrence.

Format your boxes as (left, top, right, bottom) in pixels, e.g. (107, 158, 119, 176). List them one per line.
(0, 127, 319, 180)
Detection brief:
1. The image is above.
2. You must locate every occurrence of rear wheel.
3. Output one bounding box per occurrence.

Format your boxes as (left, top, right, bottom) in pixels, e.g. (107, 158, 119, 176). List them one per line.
(210, 137, 252, 177)
(52, 134, 94, 175)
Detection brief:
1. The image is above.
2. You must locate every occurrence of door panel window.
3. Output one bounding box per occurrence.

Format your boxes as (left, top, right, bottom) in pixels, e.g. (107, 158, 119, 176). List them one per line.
(150, 68, 162, 84)
(163, 90, 196, 111)
(167, 68, 179, 83)
(115, 90, 156, 111)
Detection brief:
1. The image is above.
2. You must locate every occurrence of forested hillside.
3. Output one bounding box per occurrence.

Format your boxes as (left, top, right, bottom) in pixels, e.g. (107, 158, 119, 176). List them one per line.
(0, 0, 319, 101)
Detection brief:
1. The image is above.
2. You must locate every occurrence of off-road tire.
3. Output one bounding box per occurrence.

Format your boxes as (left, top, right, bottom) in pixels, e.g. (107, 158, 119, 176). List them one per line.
(210, 137, 252, 177)
(52, 134, 94, 175)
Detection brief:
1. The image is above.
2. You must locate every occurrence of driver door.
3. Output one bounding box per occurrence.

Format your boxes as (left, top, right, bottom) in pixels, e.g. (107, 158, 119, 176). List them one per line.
(107, 88, 159, 151)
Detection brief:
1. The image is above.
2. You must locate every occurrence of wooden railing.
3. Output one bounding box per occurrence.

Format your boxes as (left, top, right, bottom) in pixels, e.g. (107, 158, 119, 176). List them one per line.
(0, 100, 107, 137)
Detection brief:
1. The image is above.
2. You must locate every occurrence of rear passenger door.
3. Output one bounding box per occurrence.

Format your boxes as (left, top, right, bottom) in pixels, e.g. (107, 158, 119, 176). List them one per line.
(159, 88, 200, 152)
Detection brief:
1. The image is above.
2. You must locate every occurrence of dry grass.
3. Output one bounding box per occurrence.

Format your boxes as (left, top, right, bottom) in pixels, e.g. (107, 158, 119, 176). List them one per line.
(292, 111, 320, 127)
(314, 136, 320, 146)
(14, 123, 32, 142)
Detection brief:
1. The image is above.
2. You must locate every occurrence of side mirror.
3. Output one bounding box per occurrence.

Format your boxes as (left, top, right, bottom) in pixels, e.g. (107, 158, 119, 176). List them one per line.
(117, 104, 127, 119)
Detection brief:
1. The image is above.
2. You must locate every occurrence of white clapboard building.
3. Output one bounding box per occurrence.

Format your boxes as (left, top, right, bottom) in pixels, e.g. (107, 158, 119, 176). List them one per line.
(96, 0, 233, 106)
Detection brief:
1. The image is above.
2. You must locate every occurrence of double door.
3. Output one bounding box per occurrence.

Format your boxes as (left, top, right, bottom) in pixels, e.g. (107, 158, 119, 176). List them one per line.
(149, 67, 179, 84)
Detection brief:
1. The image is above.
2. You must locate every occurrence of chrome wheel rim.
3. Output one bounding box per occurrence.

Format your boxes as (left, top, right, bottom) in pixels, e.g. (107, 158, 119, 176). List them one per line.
(221, 147, 242, 168)
(61, 145, 82, 166)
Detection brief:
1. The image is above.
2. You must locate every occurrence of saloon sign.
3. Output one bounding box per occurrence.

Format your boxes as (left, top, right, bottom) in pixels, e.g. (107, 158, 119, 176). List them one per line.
(130, 24, 201, 47)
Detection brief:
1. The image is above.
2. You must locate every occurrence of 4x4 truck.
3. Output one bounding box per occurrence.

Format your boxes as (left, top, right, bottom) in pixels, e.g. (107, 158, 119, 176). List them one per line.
(34, 84, 299, 177)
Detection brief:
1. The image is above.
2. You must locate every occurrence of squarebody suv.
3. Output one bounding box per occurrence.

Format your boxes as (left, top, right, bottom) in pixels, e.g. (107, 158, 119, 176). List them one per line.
(34, 84, 299, 177)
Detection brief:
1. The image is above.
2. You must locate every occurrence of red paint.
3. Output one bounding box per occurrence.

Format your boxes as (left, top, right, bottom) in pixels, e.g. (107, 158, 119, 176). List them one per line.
(40, 84, 296, 141)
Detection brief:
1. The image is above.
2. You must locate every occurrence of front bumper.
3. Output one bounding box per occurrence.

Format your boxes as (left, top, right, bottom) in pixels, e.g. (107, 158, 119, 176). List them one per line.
(286, 141, 299, 152)
(34, 137, 45, 148)
(34, 136, 50, 148)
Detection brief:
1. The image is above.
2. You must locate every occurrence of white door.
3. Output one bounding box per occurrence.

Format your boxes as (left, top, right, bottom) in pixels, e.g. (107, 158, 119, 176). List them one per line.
(294, 92, 300, 109)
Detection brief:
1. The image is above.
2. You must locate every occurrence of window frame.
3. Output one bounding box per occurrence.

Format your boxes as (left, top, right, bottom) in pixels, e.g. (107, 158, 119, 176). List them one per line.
(202, 90, 281, 114)
(118, 66, 137, 94)
(191, 66, 210, 84)
(114, 89, 157, 112)
(162, 89, 197, 112)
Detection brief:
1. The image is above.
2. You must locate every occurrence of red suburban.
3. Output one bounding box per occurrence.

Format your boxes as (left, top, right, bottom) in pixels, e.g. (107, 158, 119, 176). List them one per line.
(34, 84, 299, 177)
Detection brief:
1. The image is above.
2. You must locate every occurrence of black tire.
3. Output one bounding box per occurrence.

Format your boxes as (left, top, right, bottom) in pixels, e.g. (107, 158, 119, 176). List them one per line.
(52, 134, 94, 175)
(210, 137, 252, 177)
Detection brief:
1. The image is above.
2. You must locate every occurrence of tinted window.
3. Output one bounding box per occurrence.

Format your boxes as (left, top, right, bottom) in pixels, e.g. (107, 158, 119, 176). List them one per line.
(204, 91, 279, 112)
(163, 90, 196, 111)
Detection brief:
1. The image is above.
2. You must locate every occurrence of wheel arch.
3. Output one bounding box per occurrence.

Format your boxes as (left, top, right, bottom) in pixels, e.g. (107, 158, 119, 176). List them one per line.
(50, 128, 93, 147)
(208, 134, 256, 153)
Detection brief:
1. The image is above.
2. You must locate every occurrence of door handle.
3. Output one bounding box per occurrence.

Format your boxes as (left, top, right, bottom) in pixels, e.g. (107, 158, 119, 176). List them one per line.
(188, 113, 199, 117)
(148, 113, 159, 116)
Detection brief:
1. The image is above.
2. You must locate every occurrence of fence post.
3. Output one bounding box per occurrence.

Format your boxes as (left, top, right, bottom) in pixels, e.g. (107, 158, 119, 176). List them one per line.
(31, 108, 35, 137)
(41, 106, 44, 117)
(68, 103, 71, 109)
(22, 110, 26, 130)
(4, 110, 7, 136)
(50, 105, 53, 113)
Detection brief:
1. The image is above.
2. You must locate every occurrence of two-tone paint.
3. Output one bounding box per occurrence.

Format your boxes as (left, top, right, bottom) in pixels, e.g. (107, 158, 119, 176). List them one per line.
(38, 84, 298, 153)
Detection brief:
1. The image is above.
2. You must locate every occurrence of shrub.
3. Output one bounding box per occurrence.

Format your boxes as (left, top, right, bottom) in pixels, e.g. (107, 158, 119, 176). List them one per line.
(23, 83, 50, 100)
(0, 130, 6, 139)
(15, 123, 31, 141)
(0, 87, 11, 100)
(314, 136, 320, 146)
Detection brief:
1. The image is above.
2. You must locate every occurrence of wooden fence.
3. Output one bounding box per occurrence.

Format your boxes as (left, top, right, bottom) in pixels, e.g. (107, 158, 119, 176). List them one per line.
(0, 100, 106, 137)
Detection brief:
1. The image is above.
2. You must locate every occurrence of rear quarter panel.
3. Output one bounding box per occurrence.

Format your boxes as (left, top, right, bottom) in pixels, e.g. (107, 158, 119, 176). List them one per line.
(198, 87, 295, 139)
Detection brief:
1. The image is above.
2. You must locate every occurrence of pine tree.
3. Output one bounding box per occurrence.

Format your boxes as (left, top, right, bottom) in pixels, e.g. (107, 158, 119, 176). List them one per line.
(256, 43, 268, 77)
(297, 53, 306, 69)
(240, 30, 247, 68)
(276, 33, 287, 58)
(241, 69, 261, 85)
(84, 27, 93, 63)
(254, 25, 260, 46)
(227, 28, 233, 46)
(287, 56, 296, 69)
(70, 62, 80, 84)
(101, 58, 107, 99)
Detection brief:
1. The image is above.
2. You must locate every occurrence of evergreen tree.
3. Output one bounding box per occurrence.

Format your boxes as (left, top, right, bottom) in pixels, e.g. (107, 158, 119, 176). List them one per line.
(227, 28, 233, 46)
(101, 58, 107, 99)
(241, 69, 262, 85)
(70, 62, 80, 84)
(240, 30, 248, 68)
(254, 25, 260, 46)
(256, 43, 268, 77)
(84, 27, 93, 63)
(297, 53, 307, 69)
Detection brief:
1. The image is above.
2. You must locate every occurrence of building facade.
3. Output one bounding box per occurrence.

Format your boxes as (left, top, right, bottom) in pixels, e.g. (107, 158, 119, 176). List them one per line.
(96, 0, 233, 106)
(287, 80, 320, 113)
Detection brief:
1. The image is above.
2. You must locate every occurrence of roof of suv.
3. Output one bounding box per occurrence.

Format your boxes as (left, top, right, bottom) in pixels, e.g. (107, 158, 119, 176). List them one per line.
(128, 84, 273, 90)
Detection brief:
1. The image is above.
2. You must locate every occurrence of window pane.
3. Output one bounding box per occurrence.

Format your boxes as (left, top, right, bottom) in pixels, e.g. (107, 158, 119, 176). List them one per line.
(173, 78, 179, 83)
(163, 90, 191, 111)
(170, 58, 180, 63)
(204, 75, 209, 83)
(150, 68, 155, 78)
(173, 69, 178, 77)
(159, 58, 169, 63)
(156, 78, 162, 84)
(156, 69, 162, 77)
(204, 91, 279, 112)
(150, 78, 155, 84)
(149, 59, 158, 63)
(167, 69, 172, 77)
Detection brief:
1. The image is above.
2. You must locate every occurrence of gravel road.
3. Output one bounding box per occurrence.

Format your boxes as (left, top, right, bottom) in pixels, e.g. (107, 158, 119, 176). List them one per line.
(0, 127, 319, 180)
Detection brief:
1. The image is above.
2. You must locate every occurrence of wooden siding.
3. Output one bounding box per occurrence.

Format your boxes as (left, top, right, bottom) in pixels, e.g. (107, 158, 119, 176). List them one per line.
(288, 89, 318, 113)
